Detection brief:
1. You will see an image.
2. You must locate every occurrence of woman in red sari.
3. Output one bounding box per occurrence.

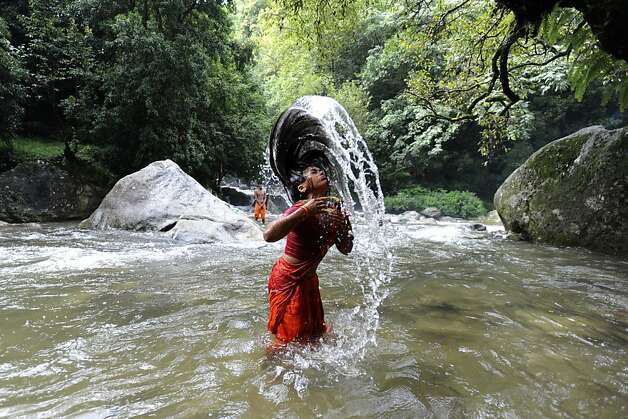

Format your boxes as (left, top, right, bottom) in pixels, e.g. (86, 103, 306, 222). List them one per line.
(263, 165, 353, 343)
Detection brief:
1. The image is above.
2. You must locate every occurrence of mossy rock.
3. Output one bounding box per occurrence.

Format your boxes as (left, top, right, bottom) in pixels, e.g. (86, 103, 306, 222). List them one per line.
(494, 125, 628, 256)
(0, 160, 107, 223)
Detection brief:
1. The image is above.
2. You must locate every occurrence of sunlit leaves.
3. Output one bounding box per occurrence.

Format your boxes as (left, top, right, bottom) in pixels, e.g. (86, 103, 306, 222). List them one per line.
(332, 80, 371, 133)
(538, 7, 628, 110)
(240, 0, 627, 193)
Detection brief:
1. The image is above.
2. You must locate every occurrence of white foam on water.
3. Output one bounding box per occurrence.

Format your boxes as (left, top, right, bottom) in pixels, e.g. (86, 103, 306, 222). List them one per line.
(391, 218, 505, 244)
(0, 244, 195, 274)
(1, 222, 274, 275)
(403, 224, 470, 243)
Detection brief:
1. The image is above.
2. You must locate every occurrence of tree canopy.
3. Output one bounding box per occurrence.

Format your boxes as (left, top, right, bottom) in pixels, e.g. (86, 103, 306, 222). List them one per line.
(244, 0, 627, 195)
(2, 0, 626, 198)
(1, 0, 270, 188)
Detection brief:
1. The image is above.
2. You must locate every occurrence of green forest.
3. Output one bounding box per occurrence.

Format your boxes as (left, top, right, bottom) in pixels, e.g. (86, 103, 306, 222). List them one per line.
(2, 0, 627, 207)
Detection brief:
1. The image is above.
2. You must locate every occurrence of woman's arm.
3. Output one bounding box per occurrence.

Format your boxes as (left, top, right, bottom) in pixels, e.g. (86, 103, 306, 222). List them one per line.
(263, 197, 328, 242)
(333, 211, 353, 255)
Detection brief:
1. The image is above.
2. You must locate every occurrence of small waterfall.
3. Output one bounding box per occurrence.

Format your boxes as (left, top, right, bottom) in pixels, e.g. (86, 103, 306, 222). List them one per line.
(265, 96, 393, 387)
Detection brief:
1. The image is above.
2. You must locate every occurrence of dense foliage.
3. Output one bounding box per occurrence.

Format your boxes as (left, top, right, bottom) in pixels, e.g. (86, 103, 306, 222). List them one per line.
(0, 14, 24, 168)
(385, 186, 487, 219)
(0, 0, 269, 188)
(240, 0, 627, 198)
(2, 0, 626, 202)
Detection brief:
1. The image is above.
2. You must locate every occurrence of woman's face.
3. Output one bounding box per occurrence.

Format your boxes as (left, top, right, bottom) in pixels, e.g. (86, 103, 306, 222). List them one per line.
(303, 166, 328, 192)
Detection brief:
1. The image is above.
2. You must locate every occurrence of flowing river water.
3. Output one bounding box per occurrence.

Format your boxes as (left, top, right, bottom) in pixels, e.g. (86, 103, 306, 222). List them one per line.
(1, 217, 627, 418)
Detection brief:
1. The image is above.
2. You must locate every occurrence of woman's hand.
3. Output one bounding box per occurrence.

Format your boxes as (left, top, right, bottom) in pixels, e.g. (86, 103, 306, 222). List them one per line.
(301, 197, 331, 215)
(327, 207, 349, 227)
(332, 210, 351, 235)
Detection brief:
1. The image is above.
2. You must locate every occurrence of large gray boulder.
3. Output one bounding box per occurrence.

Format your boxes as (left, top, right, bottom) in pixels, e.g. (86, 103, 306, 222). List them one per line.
(80, 160, 263, 243)
(0, 161, 106, 223)
(494, 126, 628, 255)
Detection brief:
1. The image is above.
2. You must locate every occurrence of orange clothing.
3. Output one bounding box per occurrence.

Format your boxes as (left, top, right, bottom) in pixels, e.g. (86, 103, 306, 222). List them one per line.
(255, 202, 266, 223)
(267, 256, 326, 342)
(266, 202, 341, 343)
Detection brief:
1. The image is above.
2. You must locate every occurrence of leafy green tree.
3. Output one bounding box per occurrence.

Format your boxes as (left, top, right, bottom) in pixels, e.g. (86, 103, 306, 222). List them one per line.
(331, 80, 371, 134)
(272, 0, 628, 152)
(8, 0, 93, 138)
(0, 16, 24, 142)
(259, 0, 626, 200)
(69, 2, 267, 188)
(250, 4, 334, 115)
(1, 0, 269, 189)
(245, 0, 395, 117)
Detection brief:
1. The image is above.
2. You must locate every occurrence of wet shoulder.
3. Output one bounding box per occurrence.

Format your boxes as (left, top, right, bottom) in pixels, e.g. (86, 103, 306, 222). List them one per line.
(283, 201, 304, 216)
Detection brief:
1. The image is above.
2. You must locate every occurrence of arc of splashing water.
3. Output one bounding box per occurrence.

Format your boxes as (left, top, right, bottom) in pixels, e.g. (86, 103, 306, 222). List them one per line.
(269, 96, 384, 215)
(268, 96, 392, 362)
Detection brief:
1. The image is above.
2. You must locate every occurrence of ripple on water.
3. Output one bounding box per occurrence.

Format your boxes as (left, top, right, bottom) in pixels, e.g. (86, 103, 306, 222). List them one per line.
(1, 222, 628, 417)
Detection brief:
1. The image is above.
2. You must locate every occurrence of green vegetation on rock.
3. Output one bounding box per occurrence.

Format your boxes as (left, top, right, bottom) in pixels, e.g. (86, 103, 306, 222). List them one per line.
(10, 137, 65, 161)
(385, 186, 487, 219)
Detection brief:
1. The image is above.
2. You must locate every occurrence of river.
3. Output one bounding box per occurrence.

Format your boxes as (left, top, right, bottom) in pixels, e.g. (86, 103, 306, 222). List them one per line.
(1, 218, 627, 418)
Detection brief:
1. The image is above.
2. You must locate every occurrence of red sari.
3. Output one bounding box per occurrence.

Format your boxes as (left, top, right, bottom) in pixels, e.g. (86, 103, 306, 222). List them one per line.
(267, 202, 337, 342)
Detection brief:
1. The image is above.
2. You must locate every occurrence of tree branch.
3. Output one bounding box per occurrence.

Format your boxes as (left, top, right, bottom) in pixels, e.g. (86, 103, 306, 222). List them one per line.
(406, 91, 476, 123)
(499, 24, 526, 104)
(435, 82, 483, 96)
(433, 0, 473, 34)
(509, 46, 571, 72)
(466, 46, 502, 114)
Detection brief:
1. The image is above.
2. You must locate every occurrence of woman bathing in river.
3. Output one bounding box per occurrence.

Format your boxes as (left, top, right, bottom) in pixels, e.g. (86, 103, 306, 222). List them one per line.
(263, 165, 354, 343)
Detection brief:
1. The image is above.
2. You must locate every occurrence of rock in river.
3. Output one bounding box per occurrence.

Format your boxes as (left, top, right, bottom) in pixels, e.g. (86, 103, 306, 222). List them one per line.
(420, 207, 442, 219)
(80, 160, 263, 243)
(267, 193, 290, 213)
(0, 160, 105, 223)
(220, 186, 253, 207)
(494, 126, 628, 256)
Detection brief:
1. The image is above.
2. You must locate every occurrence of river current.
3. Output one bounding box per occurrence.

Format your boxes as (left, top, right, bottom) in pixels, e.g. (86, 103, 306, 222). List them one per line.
(1, 218, 627, 418)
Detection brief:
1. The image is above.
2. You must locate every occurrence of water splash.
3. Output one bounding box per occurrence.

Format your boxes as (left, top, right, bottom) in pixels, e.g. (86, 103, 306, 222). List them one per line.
(259, 148, 282, 192)
(264, 96, 393, 389)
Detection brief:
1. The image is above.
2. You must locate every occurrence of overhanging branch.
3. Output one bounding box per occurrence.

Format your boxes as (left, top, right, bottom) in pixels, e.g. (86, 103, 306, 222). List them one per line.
(499, 24, 525, 103)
